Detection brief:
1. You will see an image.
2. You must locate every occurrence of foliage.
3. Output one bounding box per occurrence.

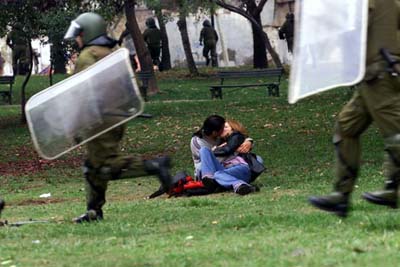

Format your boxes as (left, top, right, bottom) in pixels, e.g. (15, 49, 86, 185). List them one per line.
(0, 0, 127, 74)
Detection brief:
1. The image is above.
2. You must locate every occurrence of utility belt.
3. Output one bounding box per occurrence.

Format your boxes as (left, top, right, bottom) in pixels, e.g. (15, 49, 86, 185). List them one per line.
(365, 50, 400, 82)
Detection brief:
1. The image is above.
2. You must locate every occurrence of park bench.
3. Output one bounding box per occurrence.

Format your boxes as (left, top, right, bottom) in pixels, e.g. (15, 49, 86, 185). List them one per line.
(0, 76, 15, 105)
(209, 68, 284, 99)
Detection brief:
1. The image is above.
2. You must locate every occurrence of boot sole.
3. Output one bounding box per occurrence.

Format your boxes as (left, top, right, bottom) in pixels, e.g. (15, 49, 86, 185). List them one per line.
(362, 193, 398, 209)
(308, 197, 348, 218)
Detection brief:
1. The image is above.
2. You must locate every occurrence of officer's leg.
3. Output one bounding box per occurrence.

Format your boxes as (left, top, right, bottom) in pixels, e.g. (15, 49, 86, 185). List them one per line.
(0, 198, 4, 226)
(0, 198, 4, 216)
(74, 155, 172, 223)
(73, 160, 107, 223)
(363, 136, 400, 208)
(309, 89, 372, 217)
(149, 46, 160, 67)
(94, 155, 173, 192)
(361, 74, 400, 208)
(210, 44, 218, 67)
(203, 46, 210, 66)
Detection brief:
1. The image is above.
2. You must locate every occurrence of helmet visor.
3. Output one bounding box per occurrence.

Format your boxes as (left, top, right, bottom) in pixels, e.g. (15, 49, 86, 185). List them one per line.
(64, 21, 82, 40)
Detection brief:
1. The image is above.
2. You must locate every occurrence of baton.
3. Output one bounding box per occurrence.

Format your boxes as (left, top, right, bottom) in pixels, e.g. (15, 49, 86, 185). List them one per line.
(380, 48, 400, 75)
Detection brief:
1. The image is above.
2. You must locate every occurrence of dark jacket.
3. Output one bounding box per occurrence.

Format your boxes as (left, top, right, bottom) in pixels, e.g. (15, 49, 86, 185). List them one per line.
(213, 131, 245, 157)
(199, 25, 218, 46)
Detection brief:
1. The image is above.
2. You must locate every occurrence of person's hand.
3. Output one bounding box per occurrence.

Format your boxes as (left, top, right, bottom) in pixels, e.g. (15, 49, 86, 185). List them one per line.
(217, 142, 226, 148)
(237, 140, 252, 154)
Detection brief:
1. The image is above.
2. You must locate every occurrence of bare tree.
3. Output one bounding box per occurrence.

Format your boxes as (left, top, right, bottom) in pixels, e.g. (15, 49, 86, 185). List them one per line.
(125, 0, 159, 94)
(177, 13, 199, 76)
(213, 0, 282, 68)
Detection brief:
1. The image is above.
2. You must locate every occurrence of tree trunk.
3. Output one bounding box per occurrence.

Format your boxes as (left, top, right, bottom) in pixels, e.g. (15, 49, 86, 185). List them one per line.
(177, 14, 198, 76)
(52, 42, 66, 74)
(21, 41, 33, 124)
(155, 9, 171, 72)
(125, 1, 159, 94)
(251, 14, 267, 68)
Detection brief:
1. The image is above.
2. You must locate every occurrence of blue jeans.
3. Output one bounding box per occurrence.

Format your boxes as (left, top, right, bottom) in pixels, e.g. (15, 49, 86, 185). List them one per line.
(199, 147, 251, 191)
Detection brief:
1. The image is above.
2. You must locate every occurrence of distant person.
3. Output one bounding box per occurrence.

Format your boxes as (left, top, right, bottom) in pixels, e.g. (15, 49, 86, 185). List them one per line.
(278, 13, 295, 53)
(199, 19, 218, 67)
(6, 25, 30, 75)
(119, 27, 141, 71)
(32, 48, 40, 74)
(0, 52, 4, 75)
(143, 17, 161, 68)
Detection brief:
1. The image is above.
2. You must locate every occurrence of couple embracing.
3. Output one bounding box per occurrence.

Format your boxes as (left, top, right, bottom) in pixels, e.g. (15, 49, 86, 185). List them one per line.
(190, 115, 264, 195)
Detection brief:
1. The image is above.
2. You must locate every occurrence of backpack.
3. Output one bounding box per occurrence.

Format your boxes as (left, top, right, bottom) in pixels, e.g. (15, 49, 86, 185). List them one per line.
(148, 171, 212, 198)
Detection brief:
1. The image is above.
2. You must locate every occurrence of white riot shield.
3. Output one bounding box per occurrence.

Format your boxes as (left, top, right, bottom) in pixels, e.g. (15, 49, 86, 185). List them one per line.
(288, 0, 369, 104)
(26, 48, 144, 160)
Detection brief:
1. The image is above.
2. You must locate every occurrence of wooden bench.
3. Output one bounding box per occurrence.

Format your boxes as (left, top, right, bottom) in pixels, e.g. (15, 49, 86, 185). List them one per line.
(209, 68, 284, 99)
(0, 76, 15, 104)
(136, 71, 154, 102)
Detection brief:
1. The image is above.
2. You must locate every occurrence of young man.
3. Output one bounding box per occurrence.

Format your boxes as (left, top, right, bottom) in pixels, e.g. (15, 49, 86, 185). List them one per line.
(64, 12, 172, 223)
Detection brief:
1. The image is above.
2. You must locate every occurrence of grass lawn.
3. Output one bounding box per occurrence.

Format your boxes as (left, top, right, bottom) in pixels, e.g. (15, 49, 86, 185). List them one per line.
(1, 70, 399, 267)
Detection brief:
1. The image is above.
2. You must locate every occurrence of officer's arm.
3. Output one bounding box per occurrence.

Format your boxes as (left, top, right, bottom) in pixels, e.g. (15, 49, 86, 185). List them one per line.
(199, 29, 204, 43)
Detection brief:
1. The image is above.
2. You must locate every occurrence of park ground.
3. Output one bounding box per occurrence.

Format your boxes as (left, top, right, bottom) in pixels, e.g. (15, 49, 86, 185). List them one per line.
(1, 70, 400, 267)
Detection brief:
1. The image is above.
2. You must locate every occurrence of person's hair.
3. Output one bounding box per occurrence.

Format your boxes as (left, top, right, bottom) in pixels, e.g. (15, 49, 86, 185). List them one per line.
(193, 115, 225, 138)
(226, 119, 248, 137)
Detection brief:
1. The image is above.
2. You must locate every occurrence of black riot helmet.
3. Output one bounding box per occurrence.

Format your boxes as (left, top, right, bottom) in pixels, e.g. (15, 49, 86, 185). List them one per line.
(203, 19, 211, 27)
(146, 17, 156, 28)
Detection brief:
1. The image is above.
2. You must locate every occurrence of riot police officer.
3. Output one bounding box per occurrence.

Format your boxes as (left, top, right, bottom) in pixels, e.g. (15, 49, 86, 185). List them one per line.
(309, 0, 400, 217)
(199, 19, 218, 67)
(142, 17, 161, 68)
(6, 25, 30, 75)
(278, 13, 294, 53)
(64, 12, 173, 223)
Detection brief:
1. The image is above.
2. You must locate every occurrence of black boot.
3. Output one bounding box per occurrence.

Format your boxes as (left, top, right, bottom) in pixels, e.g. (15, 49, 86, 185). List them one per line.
(309, 192, 350, 218)
(205, 57, 210, 66)
(0, 199, 4, 216)
(202, 177, 220, 193)
(235, 184, 259, 195)
(362, 180, 398, 209)
(144, 156, 173, 191)
(73, 209, 104, 223)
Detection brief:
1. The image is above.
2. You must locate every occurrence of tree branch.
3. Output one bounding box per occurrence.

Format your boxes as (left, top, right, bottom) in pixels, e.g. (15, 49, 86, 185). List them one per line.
(213, 0, 282, 68)
(256, 0, 268, 14)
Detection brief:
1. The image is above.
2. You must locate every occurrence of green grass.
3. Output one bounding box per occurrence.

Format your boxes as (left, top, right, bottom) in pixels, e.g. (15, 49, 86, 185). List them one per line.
(0, 70, 398, 267)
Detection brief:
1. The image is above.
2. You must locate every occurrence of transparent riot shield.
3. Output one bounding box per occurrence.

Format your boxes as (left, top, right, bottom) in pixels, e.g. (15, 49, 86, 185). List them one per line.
(26, 48, 144, 160)
(288, 0, 369, 104)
